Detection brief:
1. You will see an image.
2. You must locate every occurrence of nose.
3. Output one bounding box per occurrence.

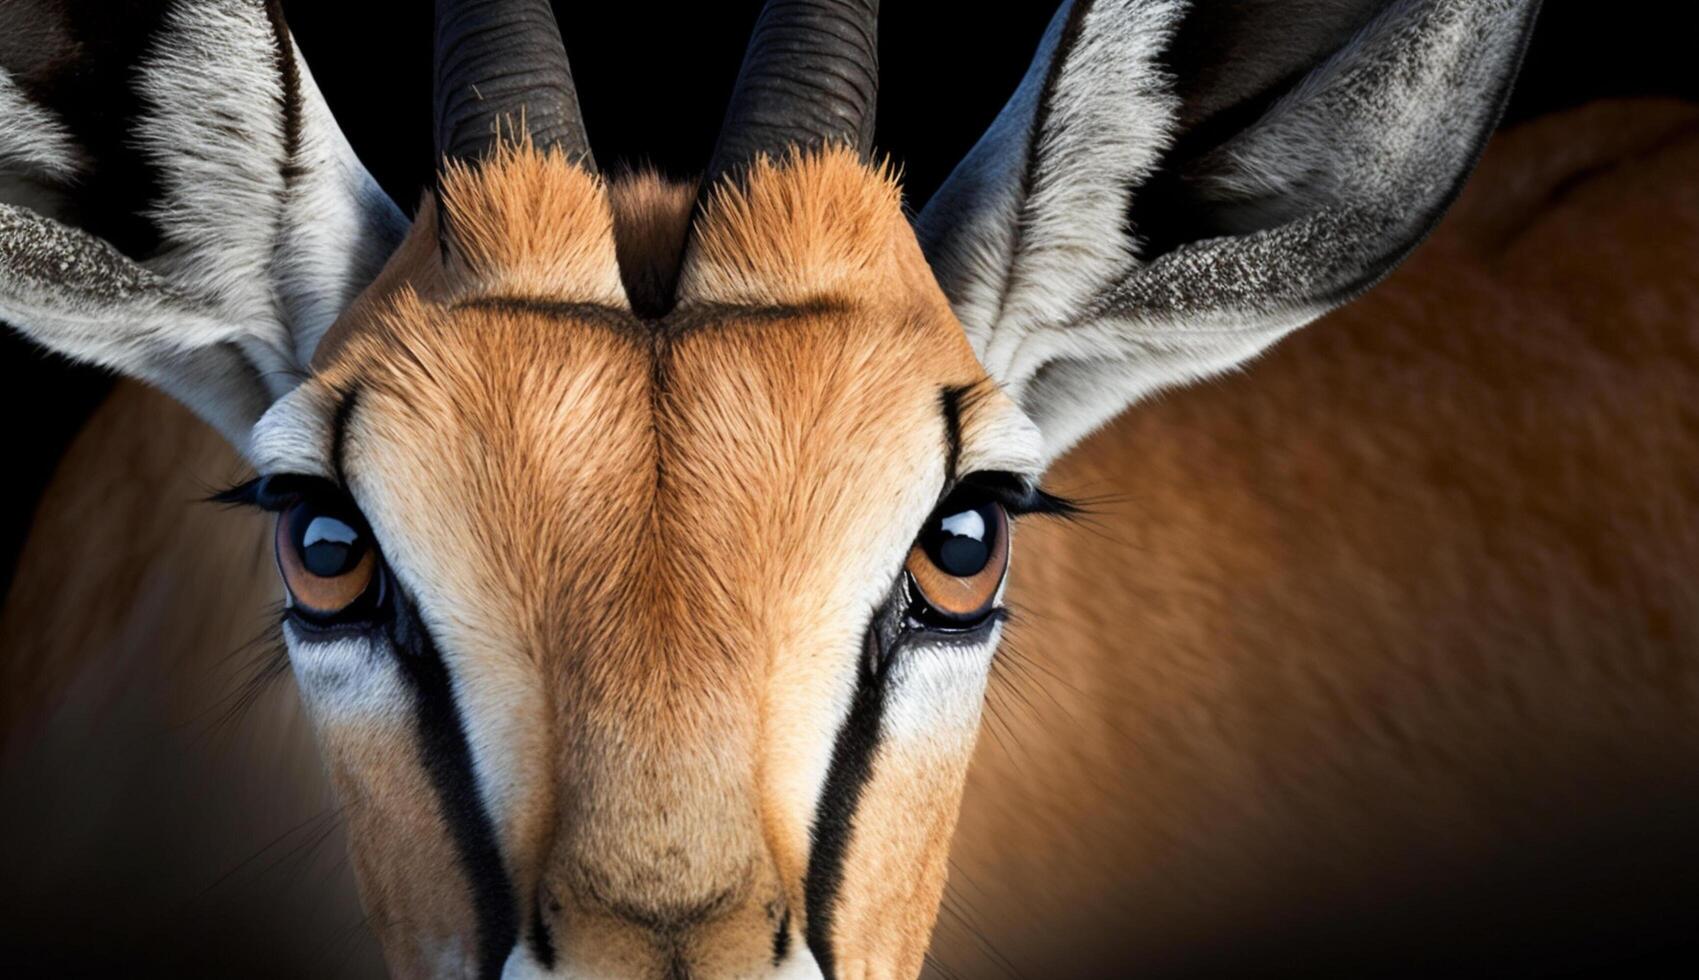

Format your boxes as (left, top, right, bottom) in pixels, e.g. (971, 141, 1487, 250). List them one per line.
(499, 890, 825, 979)
(521, 787, 802, 978)
(500, 945, 825, 980)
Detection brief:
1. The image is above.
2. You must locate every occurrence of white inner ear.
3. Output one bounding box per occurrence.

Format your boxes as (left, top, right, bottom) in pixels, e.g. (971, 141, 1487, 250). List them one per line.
(135, 0, 385, 383)
(921, 0, 1536, 467)
(138, 0, 403, 369)
(917, 0, 1184, 375)
(977, 0, 1182, 375)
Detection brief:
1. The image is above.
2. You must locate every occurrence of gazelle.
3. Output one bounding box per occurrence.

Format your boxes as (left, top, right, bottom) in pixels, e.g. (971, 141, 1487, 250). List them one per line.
(8, 0, 1696, 977)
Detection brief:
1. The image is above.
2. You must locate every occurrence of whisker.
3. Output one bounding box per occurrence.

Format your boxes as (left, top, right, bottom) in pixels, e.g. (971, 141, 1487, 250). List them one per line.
(937, 873, 1026, 980)
(174, 806, 344, 915)
(183, 603, 290, 746)
(979, 682, 1030, 774)
(922, 949, 968, 980)
(992, 637, 1075, 735)
(320, 911, 377, 977)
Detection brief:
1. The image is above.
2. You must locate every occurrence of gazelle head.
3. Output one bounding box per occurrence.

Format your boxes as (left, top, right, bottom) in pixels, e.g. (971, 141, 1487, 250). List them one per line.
(0, 0, 1536, 976)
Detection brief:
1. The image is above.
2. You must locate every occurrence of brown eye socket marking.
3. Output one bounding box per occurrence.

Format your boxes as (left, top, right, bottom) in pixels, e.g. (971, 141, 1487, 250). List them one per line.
(275, 499, 378, 619)
(904, 490, 1010, 628)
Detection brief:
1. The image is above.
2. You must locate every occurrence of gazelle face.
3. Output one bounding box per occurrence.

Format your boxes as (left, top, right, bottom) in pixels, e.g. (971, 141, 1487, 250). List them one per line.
(0, 0, 1536, 974)
(240, 148, 1048, 978)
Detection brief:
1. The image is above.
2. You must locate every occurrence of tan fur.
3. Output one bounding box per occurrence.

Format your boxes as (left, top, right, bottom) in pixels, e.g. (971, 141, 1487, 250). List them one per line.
(438, 142, 626, 306)
(680, 148, 915, 308)
(4, 100, 1698, 978)
(267, 145, 990, 975)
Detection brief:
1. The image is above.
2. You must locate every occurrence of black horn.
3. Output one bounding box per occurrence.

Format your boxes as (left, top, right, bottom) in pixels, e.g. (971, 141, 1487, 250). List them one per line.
(433, 0, 595, 170)
(703, 0, 880, 190)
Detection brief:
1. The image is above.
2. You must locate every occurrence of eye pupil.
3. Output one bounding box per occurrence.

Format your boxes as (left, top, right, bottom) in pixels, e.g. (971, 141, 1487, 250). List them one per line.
(299, 515, 363, 577)
(926, 505, 996, 577)
(936, 533, 989, 577)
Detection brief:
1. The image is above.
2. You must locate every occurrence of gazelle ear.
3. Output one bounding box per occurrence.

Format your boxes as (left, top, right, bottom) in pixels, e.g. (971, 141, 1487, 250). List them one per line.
(0, 0, 404, 455)
(916, 0, 1540, 463)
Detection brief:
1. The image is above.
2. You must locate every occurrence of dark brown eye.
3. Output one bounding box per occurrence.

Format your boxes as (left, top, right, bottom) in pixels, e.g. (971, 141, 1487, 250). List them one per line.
(904, 489, 1010, 628)
(276, 497, 380, 621)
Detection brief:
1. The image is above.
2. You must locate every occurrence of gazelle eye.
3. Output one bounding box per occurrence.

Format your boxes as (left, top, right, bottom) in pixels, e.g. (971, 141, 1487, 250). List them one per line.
(904, 488, 1010, 629)
(276, 496, 381, 622)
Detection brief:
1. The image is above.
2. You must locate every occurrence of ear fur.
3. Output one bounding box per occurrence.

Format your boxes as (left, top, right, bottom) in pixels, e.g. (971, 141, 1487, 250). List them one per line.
(0, 0, 404, 454)
(917, 0, 1541, 462)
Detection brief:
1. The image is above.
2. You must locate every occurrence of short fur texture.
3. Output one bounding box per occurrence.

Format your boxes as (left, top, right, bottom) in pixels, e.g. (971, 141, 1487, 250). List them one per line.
(438, 143, 626, 306)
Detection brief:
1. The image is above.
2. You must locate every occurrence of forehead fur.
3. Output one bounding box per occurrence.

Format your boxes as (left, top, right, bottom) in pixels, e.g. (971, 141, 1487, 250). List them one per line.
(311, 283, 976, 906)
(325, 142, 918, 330)
(437, 143, 626, 306)
(304, 136, 991, 689)
(678, 146, 918, 308)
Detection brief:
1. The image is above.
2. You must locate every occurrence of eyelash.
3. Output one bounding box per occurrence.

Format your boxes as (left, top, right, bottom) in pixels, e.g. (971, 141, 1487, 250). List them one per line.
(211, 474, 331, 512)
(945, 471, 1078, 519)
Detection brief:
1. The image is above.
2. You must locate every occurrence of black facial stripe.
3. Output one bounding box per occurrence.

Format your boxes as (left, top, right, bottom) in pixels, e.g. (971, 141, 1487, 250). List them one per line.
(803, 608, 896, 978)
(391, 606, 518, 980)
(939, 385, 967, 486)
(772, 906, 793, 967)
(329, 384, 361, 490)
(529, 896, 557, 971)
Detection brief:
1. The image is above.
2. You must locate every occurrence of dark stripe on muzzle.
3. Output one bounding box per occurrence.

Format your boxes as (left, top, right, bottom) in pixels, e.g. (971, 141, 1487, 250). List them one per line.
(394, 606, 519, 980)
(803, 613, 894, 977)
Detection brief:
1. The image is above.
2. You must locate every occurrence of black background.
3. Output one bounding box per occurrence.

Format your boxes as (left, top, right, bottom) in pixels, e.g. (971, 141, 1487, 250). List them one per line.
(3, 2, 1697, 592)
(2, 4, 1698, 976)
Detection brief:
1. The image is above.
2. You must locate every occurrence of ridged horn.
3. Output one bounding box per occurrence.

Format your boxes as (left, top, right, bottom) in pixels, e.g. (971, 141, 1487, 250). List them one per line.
(433, 0, 595, 170)
(702, 0, 880, 190)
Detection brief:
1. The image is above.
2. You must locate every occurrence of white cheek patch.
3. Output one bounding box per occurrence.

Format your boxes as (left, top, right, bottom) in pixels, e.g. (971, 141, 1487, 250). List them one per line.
(772, 947, 827, 980)
(880, 620, 1004, 750)
(285, 627, 413, 725)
